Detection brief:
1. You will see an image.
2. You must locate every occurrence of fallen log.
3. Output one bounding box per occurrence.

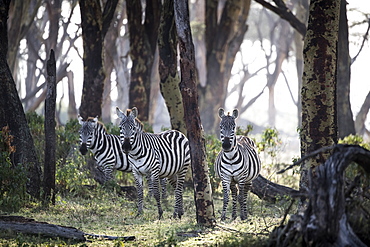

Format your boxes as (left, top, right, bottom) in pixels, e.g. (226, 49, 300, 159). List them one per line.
(269, 144, 370, 247)
(0, 216, 135, 242)
(251, 174, 302, 203)
(0, 216, 85, 241)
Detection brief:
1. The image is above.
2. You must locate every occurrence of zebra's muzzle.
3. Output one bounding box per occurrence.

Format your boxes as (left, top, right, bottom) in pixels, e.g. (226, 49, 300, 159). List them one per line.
(122, 138, 132, 153)
(222, 137, 232, 151)
(79, 143, 88, 155)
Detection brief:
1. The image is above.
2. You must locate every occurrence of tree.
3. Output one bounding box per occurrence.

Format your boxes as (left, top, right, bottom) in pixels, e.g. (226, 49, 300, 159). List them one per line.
(0, 0, 41, 198)
(299, 0, 340, 208)
(337, 0, 355, 138)
(199, 0, 251, 134)
(43, 50, 56, 204)
(126, 0, 161, 122)
(79, 0, 118, 119)
(174, 0, 216, 226)
(158, 0, 186, 134)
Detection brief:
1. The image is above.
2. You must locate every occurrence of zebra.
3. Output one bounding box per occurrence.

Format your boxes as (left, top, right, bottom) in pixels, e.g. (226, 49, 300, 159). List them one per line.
(116, 106, 191, 219)
(78, 115, 131, 182)
(214, 108, 261, 221)
(78, 115, 167, 197)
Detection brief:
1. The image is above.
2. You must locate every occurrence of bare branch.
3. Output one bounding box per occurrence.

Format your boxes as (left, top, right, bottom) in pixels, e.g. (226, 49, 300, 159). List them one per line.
(254, 0, 306, 36)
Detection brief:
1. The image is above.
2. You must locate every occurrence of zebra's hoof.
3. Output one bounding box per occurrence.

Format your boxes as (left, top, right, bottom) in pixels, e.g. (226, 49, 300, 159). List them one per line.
(231, 214, 237, 221)
(240, 215, 248, 221)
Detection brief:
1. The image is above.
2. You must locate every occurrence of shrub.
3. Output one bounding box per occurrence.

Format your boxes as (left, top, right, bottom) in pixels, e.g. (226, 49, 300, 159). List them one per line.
(0, 126, 27, 212)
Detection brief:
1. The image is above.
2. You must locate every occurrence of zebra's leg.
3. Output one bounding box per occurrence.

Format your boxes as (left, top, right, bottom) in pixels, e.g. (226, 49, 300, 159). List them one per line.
(151, 172, 163, 220)
(103, 165, 114, 183)
(174, 174, 186, 219)
(133, 171, 144, 216)
(230, 181, 238, 220)
(146, 174, 153, 198)
(221, 181, 231, 221)
(160, 178, 167, 200)
(167, 175, 180, 218)
(238, 182, 251, 220)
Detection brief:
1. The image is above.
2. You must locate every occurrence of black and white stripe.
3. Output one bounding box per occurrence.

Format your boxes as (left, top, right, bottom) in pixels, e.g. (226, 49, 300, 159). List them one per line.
(116, 107, 191, 219)
(214, 108, 261, 221)
(78, 116, 131, 182)
(78, 116, 167, 197)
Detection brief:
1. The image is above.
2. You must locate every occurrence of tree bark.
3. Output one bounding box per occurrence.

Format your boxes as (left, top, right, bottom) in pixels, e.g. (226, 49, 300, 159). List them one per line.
(337, 0, 355, 139)
(299, 0, 339, 210)
(0, 0, 41, 198)
(0, 216, 136, 242)
(126, 0, 161, 122)
(158, 0, 186, 134)
(174, 0, 216, 226)
(43, 50, 57, 204)
(79, 0, 106, 119)
(270, 145, 369, 247)
(0, 216, 85, 241)
(251, 175, 300, 203)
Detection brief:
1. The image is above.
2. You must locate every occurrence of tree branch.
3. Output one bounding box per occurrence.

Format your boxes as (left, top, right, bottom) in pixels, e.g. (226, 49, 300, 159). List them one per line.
(254, 0, 306, 36)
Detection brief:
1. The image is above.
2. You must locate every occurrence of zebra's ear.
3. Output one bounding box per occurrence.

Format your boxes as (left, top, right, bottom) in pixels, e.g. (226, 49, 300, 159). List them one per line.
(218, 108, 225, 118)
(78, 115, 84, 125)
(93, 116, 99, 122)
(116, 107, 125, 119)
(232, 109, 239, 119)
(131, 107, 138, 118)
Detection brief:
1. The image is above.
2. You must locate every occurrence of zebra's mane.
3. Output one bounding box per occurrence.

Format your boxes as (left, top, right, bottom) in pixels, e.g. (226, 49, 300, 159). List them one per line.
(85, 116, 107, 133)
(125, 109, 144, 130)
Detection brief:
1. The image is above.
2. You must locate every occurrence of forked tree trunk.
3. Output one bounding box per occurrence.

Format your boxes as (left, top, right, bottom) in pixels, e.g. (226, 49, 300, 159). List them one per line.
(270, 145, 369, 247)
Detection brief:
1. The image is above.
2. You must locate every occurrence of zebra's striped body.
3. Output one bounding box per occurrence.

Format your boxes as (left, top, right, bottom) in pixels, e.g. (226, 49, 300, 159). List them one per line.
(116, 107, 190, 219)
(78, 116, 131, 182)
(78, 116, 167, 197)
(214, 108, 261, 221)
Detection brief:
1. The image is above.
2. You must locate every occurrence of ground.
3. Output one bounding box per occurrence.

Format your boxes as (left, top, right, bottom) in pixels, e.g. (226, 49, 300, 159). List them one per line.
(0, 185, 296, 246)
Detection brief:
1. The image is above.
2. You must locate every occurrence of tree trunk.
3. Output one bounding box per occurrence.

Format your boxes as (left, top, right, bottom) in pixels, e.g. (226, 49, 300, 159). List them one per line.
(67, 71, 78, 119)
(201, 0, 250, 134)
(174, 0, 216, 226)
(126, 0, 161, 122)
(79, 0, 105, 119)
(158, 0, 186, 134)
(251, 175, 300, 203)
(294, 0, 309, 128)
(337, 0, 355, 139)
(0, 0, 41, 198)
(354, 91, 370, 136)
(299, 0, 339, 210)
(43, 50, 57, 204)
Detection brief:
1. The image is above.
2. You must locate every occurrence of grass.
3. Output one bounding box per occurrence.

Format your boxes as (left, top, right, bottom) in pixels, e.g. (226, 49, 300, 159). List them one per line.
(0, 184, 297, 246)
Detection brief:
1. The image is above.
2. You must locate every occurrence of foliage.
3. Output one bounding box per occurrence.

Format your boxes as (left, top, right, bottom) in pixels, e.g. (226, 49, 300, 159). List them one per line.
(257, 127, 282, 158)
(0, 126, 27, 212)
(235, 124, 253, 136)
(339, 134, 370, 150)
(205, 134, 222, 193)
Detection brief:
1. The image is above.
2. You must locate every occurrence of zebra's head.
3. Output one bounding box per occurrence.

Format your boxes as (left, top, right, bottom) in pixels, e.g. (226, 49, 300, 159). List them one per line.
(116, 106, 141, 153)
(218, 108, 239, 151)
(78, 115, 99, 155)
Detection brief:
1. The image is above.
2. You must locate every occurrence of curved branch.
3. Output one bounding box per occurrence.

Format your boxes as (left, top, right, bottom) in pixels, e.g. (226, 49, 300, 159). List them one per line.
(254, 0, 306, 37)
